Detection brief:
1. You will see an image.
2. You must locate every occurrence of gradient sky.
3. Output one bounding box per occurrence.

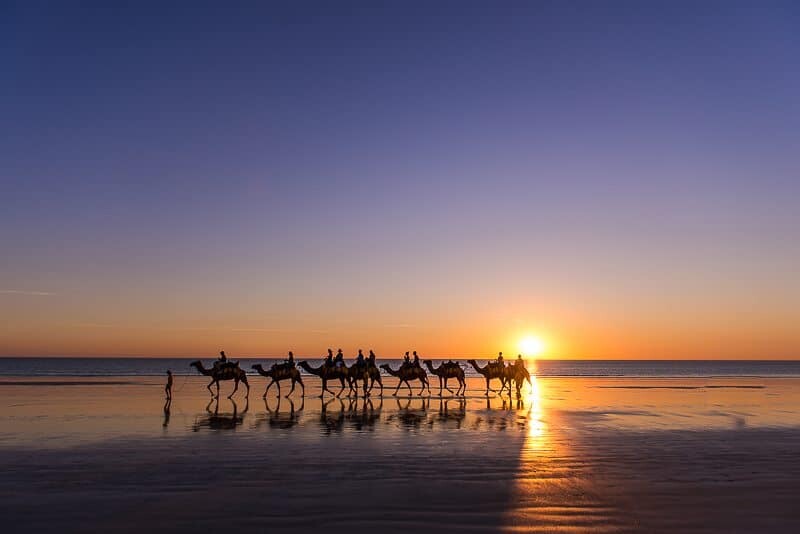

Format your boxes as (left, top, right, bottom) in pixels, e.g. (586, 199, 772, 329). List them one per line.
(2, 1, 799, 358)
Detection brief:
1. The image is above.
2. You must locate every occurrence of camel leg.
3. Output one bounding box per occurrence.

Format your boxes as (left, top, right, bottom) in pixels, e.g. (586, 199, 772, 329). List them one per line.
(438, 376, 444, 397)
(275, 380, 281, 398)
(298, 377, 305, 398)
(406, 379, 413, 397)
(264, 379, 274, 399)
(319, 379, 331, 398)
(229, 379, 239, 399)
(286, 379, 296, 398)
(444, 377, 453, 394)
(392, 380, 402, 396)
(207, 380, 215, 396)
(336, 377, 346, 398)
(485, 377, 491, 396)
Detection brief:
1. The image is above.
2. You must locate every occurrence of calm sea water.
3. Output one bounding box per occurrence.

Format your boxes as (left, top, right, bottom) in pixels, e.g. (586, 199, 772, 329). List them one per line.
(0, 357, 798, 377)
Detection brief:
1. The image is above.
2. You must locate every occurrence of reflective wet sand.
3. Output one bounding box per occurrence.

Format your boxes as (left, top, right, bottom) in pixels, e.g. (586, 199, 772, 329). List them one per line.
(1, 376, 799, 532)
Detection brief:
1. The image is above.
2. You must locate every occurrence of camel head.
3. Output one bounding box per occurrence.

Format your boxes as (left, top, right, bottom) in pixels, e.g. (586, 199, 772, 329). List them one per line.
(190, 360, 202, 369)
(251, 364, 264, 371)
(466, 359, 478, 366)
(379, 363, 391, 372)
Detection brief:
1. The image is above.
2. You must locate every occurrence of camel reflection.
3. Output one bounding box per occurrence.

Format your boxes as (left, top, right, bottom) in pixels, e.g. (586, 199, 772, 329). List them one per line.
(433, 398, 466, 429)
(468, 395, 516, 431)
(387, 397, 429, 430)
(345, 397, 382, 432)
(192, 397, 249, 432)
(318, 398, 346, 435)
(255, 396, 304, 430)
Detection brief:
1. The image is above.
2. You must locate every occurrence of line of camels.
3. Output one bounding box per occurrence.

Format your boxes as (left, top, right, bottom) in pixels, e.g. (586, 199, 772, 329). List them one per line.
(189, 356, 532, 400)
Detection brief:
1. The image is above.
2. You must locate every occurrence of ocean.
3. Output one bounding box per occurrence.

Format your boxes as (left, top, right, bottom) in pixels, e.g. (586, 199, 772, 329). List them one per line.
(0, 357, 798, 378)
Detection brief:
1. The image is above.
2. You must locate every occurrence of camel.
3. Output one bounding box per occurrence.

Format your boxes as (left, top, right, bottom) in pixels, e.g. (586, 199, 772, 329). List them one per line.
(506, 363, 532, 397)
(190, 360, 250, 398)
(379, 363, 430, 396)
(297, 361, 351, 398)
(423, 359, 466, 396)
(467, 359, 509, 396)
(251, 363, 305, 398)
(347, 362, 384, 397)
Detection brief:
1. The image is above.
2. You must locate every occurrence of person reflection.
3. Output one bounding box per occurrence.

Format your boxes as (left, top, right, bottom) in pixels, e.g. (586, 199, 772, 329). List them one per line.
(162, 398, 171, 428)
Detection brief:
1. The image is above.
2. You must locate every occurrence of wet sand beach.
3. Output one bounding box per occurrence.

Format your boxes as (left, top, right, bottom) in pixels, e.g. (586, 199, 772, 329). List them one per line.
(1, 375, 799, 533)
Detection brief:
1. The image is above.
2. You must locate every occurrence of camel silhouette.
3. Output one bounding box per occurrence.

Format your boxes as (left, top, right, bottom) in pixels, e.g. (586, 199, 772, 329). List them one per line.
(423, 359, 466, 396)
(379, 363, 430, 396)
(251, 363, 305, 398)
(297, 361, 351, 398)
(467, 359, 509, 396)
(190, 360, 250, 398)
(347, 361, 384, 397)
(506, 363, 532, 397)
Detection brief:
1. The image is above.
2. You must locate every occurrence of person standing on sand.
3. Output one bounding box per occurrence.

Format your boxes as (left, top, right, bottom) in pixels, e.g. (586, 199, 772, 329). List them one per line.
(165, 370, 173, 400)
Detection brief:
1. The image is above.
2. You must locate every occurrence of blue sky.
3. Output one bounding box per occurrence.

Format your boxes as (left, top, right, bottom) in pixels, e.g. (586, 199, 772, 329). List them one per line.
(1, 1, 799, 358)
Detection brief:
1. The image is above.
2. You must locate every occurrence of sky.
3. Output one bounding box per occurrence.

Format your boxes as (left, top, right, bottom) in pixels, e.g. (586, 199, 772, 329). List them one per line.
(1, 1, 799, 359)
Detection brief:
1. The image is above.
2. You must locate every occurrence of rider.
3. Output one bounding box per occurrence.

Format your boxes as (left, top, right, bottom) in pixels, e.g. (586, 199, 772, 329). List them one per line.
(356, 349, 365, 367)
(403, 351, 410, 365)
(335, 348, 344, 368)
(412, 350, 420, 367)
(325, 348, 334, 367)
(216, 350, 236, 370)
(368, 350, 376, 367)
(515, 354, 524, 368)
(286, 351, 295, 366)
(495, 352, 505, 367)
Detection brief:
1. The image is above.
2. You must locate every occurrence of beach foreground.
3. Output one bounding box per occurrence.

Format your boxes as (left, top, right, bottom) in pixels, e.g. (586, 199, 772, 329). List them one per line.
(1, 375, 799, 533)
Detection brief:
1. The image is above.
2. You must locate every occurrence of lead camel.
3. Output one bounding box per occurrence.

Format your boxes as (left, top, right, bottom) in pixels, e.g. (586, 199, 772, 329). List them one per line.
(190, 360, 250, 399)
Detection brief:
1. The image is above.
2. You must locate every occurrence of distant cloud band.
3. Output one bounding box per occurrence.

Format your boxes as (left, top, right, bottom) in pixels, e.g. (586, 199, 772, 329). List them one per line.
(0, 289, 55, 296)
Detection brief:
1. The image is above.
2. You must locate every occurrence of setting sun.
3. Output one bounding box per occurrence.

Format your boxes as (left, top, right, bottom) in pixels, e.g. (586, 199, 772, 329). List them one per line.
(519, 336, 545, 357)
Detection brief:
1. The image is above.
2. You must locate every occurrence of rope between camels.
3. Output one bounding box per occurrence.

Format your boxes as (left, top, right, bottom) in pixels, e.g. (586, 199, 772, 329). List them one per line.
(173, 373, 191, 393)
